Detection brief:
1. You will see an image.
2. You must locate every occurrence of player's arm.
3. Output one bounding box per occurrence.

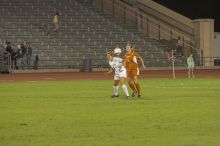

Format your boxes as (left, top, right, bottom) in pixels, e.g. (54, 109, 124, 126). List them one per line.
(138, 55, 146, 69)
(122, 59, 126, 67)
(104, 68, 113, 75)
(117, 62, 124, 70)
(118, 63, 123, 68)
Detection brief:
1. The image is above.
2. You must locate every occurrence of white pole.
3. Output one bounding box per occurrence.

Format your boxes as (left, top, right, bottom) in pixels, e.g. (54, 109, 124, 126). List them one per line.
(172, 50, 175, 79)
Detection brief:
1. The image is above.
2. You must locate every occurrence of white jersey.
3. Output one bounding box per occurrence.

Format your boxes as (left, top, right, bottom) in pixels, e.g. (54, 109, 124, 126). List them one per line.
(109, 57, 122, 74)
(109, 57, 126, 80)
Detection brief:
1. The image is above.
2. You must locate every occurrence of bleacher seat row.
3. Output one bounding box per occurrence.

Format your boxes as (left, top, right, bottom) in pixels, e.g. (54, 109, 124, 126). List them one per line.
(0, 0, 184, 69)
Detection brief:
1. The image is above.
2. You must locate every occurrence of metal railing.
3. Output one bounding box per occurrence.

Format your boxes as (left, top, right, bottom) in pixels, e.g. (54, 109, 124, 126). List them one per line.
(1, 50, 219, 70)
(0, 52, 11, 71)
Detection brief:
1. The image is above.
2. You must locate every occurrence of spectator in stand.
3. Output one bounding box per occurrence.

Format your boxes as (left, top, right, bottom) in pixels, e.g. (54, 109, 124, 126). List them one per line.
(4, 41, 16, 69)
(5, 41, 13, 54)
(53, 12, 60, 32)
(21, 42, 26, 56)
(25, 42, 32, 69)
(15, 45, 24, 70)
(10, 50, 17, 69)
(33, 51, 39, 70)
(177, 36, 184, 57)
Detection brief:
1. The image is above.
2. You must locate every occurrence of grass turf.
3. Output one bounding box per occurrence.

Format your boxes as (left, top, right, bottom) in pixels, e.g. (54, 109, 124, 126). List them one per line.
(0, 79, 220, 146)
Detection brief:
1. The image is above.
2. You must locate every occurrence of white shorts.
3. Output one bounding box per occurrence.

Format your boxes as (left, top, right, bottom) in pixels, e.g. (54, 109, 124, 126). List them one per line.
(114, 69, 126, 80)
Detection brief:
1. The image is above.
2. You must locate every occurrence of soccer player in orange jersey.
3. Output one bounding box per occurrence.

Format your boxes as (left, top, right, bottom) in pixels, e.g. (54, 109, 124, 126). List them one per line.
(123, 43, 146, 97)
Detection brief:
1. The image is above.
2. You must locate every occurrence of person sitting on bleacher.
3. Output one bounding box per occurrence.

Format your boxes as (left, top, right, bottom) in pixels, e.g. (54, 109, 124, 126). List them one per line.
(53, 12, 60, 32)
(176, 36, 184, 57)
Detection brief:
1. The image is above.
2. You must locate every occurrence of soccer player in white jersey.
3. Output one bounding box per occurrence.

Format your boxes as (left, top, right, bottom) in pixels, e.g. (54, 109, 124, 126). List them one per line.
(105, 48, 129, 98)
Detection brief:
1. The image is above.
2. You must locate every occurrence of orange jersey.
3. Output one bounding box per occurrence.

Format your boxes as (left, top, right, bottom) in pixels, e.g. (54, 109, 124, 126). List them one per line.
(124, 50, 139, 70)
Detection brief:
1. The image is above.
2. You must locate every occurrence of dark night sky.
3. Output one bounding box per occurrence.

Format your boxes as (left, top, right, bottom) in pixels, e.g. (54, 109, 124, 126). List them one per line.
(153, 0, 220, 32)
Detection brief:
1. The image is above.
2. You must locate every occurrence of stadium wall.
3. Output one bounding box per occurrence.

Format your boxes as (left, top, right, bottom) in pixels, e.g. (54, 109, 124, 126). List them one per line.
(214, 33, 220, 57)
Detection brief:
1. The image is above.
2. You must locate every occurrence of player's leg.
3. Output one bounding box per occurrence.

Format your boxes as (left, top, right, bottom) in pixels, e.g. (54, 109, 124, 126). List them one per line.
(120, 70, 129, 97)
(133, 76, 141, 97)
(130, 69, 140, 97)
(192, 65, 195, 78)
(127, 76, 137, 96)
(127, 70, 137, 93)
(112, 76, 120, 97)
(187, 65, 190, 78)
(191, 68, 194, 78)
(188, 65, 191, 78)
(120, 77, 129, 97)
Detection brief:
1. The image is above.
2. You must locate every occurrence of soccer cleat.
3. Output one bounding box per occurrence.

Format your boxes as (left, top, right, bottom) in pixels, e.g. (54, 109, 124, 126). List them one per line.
(111, 95, 119, 98)
(138, 94, 141, 98)
(132, 92, 137, 97)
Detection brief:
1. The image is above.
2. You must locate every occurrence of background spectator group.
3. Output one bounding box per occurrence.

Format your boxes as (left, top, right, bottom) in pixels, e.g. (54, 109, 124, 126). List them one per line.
(3, 41, 39, 70)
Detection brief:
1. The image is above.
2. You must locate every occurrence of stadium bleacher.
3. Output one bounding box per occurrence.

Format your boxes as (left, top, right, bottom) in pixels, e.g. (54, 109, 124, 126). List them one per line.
(0, 0, 185, 70)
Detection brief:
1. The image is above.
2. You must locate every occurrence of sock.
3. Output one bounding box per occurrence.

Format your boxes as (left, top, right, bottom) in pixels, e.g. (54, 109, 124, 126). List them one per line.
(114, 86, 119, 95)
(122, 84, 129, 96)
(134, 83, 140, 95)
(129, 82, 137, 93)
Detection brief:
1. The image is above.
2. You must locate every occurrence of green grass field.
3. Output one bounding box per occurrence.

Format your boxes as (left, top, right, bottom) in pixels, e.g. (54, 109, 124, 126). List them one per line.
(0, 79, 220, 146)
